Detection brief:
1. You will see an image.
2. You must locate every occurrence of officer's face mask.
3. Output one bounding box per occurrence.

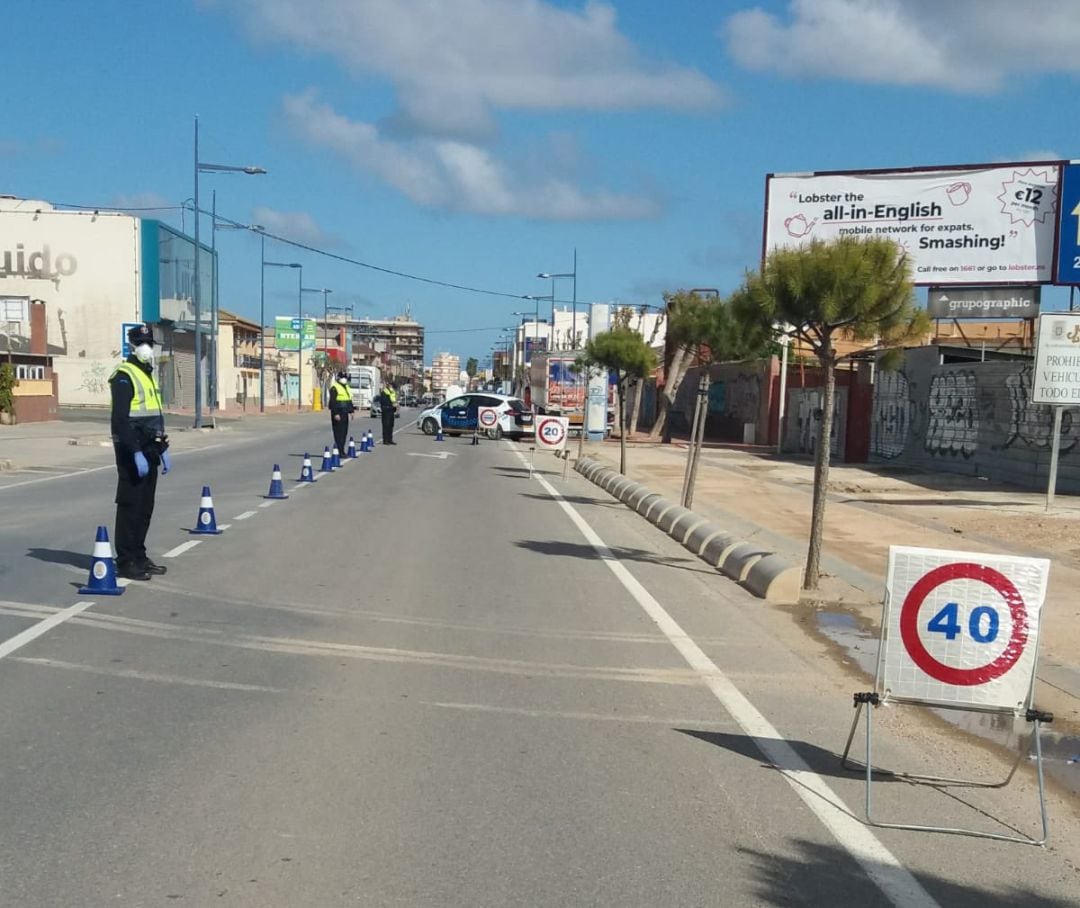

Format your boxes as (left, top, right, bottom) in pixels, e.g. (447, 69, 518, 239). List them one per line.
(134, 343, 154, 365)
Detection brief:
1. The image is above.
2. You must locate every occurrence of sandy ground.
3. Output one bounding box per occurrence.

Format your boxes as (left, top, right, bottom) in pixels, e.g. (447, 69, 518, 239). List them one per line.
(579, 438, 1080, 731)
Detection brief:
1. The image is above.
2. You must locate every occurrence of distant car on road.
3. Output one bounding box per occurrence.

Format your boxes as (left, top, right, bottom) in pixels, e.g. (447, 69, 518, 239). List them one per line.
(419, 393, 533, 439)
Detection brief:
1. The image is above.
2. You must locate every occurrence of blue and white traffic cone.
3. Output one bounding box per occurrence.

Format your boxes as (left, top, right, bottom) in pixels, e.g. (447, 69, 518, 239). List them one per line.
(367, 430, 376, 450)
(320, 446, 335, 472)
(347, 437, 358, 459)
(264, 464, 289, 499)
(78, 525, 124, 596)
(190, 485, 223, 535)
(332, 446, 342, 468)
(435, 425, 444, 442)
(299, 453, 317, 482)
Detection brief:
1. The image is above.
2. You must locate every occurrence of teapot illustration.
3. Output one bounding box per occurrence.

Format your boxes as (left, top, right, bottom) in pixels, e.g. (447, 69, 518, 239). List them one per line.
(784, 213, 817, 238)
(946, 181, 972, 206)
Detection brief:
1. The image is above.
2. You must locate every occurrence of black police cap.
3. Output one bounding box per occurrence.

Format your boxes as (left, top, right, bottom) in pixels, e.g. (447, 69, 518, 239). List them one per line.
(127, 323, 155, 347)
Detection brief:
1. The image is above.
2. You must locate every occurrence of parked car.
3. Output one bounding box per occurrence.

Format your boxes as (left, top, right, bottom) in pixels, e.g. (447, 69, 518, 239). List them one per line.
(419, 393, 534, 439)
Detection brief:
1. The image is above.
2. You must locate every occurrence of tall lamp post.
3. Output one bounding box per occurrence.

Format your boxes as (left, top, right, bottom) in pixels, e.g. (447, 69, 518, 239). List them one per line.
(192, 114, 266, 428)
(265, 261, 303, 409)
(302, 286, 333, 405)
(213, 220, 263, 411)
(538, 251, 577, 349)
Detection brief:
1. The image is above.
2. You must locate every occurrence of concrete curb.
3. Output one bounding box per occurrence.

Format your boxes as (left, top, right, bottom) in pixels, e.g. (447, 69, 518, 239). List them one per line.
(573, 456, 800, 603)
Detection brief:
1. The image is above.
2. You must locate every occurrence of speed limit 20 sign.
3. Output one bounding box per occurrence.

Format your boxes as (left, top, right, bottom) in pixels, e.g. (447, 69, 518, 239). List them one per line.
(535, 415, 569, 452)
(881, 547, 1050, 712)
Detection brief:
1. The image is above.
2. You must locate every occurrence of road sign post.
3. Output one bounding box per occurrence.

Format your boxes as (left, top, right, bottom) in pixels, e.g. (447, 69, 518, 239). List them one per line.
(1029, 311, 1080, 508)
(840, 545, 1054, 844)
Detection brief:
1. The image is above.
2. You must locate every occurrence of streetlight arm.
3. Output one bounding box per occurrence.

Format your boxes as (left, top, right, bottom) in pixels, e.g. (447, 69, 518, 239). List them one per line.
(198, 162, 268, 175)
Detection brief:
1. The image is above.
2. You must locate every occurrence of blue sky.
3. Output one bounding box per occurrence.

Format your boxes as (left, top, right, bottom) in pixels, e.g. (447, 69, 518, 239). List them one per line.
(4, 0, 1080, 364)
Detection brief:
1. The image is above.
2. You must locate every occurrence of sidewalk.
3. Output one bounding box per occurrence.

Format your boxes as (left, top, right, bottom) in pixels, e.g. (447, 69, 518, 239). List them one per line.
(577, 436, 1080, 729)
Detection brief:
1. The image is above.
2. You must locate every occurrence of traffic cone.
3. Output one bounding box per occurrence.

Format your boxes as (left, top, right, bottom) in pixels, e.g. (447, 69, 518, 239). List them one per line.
(332, 446, 342, 468)
(347, 437, 358, 459)
(435, 425, 444, 442)
(471, 430, 479, 446)
(367, 430, 376, 450)
(78, 525, 124, 596)
(191, 485, 223, 535)
(320, 446, 335, 472)
(299, 453, 317, 482)
(264, 464, 289, 499)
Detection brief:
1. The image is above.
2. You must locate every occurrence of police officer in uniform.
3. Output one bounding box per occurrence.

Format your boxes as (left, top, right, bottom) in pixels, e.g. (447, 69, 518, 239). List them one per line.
(329, 370, 355, 453)
(110, 323, 170, 581)
(378, 384, 398, 444)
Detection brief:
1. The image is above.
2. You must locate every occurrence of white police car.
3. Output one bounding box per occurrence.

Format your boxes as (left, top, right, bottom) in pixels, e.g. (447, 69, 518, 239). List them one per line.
(419, 393, 534, 439)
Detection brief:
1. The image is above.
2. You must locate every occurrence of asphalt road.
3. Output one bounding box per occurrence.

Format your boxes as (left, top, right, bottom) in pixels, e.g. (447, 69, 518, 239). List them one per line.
(0, 414, 1077, 906)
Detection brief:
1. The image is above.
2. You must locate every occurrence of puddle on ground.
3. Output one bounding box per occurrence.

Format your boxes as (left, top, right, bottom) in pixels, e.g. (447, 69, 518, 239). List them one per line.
(814, 610, 1080, 798)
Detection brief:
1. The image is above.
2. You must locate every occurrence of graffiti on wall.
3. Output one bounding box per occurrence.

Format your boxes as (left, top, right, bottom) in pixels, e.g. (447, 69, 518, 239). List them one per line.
(1004, 367, 1079, 452)
(786, 387, 845, 458)
(925, 371, 978, 458)
(869, 370, 912, 459)
(722, 373, 759, 422)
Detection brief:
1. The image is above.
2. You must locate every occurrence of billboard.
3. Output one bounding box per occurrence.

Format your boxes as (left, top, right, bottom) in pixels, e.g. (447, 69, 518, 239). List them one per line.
(926, 285, 1040, 319)
(764, 162, 1061, 286)
(274, 316, 316, 351)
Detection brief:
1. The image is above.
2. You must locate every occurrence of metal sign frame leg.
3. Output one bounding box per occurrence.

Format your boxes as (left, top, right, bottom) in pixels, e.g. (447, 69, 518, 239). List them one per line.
(839, 694, 1052, 845)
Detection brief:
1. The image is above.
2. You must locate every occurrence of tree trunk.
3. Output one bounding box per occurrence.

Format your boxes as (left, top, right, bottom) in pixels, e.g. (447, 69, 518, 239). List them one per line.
(630, 377, 644, 435)
(684, 373, 709, 509)
(618, 376, 627, 474)
(803, 345, 836, 591)
(649, 344, 689, 441)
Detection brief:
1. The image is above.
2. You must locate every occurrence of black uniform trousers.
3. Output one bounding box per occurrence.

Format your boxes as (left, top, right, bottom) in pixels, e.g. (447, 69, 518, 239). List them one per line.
(114, 460, 159, 567)
(332, 411, 349, 453)
(381, 409, 395, 444)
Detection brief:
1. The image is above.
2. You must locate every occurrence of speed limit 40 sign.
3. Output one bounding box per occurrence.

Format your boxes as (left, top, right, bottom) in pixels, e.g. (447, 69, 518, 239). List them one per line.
(880, 546, 1050, 712)
(535, 415, 569, 452)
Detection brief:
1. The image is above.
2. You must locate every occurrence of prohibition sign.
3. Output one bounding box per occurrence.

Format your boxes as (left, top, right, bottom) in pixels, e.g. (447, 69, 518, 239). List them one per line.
(898, 562, 1028, 686)
(536, 416, 568, 449)
(478, 408, 499, 429)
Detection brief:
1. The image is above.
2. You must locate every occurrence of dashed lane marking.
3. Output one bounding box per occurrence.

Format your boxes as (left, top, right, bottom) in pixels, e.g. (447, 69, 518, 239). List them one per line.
(163, 540, 201, 559)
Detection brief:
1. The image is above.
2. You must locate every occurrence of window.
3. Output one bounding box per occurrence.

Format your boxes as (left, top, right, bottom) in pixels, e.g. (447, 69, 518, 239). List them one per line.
(0, 296, 29, 324)
(15, 364, 44, 380)
(445, 397, 468, 409)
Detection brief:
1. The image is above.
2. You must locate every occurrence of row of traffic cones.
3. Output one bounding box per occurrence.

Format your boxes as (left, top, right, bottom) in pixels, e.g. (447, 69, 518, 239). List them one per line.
(77, 432, 379, 596)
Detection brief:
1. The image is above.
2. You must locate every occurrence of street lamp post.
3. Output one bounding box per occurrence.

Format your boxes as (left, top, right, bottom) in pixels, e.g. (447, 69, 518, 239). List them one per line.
(302, 287, 333, 406)
(192, 114, 266, 428)
(213, 219, 263, 411)
(538, 252, 577, 349)
(264, 261, 303, 409)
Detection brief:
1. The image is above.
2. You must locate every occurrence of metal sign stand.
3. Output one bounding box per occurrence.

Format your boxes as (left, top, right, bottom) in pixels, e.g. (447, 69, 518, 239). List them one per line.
(840, 593, 1054, 845)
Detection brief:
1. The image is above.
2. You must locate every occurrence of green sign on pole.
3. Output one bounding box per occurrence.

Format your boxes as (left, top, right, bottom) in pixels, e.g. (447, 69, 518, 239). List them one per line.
(274, 316, 317, 351)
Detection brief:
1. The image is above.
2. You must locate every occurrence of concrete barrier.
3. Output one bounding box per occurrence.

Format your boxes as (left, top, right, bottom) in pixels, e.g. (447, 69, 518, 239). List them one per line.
(657, 505, 694, 536)
(599, 471, 624, 494)
(643, 496, 678, 526)
(634, 492, 663, 516)
(626, 486, 654, 510)
(615, 480, 644, 503)
(608, 476, 637, 500)
(718, 542, 771, 582)
(668, 511, 710, 545)
(683, 521, 727, 556)
(743, 554, 802, 603)
(701, 533, 740, 568)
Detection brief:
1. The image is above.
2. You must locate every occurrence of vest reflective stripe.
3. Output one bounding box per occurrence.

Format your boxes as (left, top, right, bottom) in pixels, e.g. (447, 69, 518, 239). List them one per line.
(386, 389, 397, 403)
(332, 381, 351, 403)
(111, 363, 163, 416)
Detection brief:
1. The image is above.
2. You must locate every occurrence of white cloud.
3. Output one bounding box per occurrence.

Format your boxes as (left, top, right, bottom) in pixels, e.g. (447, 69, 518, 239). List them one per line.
(283, 90, 661, 220)
(725, 0, 1080, 92)
(252, 204, 340, 246)
(229, 0, 723, 139)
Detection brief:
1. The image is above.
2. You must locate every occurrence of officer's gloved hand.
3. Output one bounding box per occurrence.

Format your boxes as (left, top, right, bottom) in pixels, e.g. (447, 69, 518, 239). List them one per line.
(161, 452, 171, 475)
(134, 452, 150, 478)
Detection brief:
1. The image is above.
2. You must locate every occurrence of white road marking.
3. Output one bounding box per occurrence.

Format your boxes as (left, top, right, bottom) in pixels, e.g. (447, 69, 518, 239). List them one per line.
(54, 563, 130, 587)
(0, 600, 95, 662)
(216, 524, 232, 531)
(12, 656, 284, 692)
(258, 500, 277, 508)
(163, 540, 201, 559)
(520, 450, 939, 908)
(0, 444, 226, 493)
(291, 482, 312, 491)
(406, 452, 456, 460)
(234, 510, 257, 520)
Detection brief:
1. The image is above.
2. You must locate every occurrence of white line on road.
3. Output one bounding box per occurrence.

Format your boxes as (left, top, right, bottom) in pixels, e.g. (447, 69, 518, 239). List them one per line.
(163, 540, 201, 559)
(258, 500, 277, 508)
(520, 451, 939, 908)
(53, 563, 130, 587)
(234, 510, 257, 520)
(291, 482, 312, 491)
(0, 601, 95, 662)
(216, 524, 232, 531)
(0, 444, 226, 493)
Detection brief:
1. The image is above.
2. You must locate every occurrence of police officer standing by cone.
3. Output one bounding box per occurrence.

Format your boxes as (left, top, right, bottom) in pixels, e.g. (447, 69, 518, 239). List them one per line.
(329, 371, 354, 455)
(110, 323, 170, 581)
(378, 383, 398, 445)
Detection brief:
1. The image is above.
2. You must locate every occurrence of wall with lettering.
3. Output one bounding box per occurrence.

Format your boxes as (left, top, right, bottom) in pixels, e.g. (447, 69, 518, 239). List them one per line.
(869, 345, 1080, 490)
(0, 205, 141, 405)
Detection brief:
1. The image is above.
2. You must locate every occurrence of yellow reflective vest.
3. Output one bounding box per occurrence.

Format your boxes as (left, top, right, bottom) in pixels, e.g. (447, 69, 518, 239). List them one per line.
(111, 362, 163, 417)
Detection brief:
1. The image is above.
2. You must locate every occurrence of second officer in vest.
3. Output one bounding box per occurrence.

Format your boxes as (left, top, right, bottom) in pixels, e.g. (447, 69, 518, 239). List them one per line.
(329, 371, 355, 454)
(110, 323, 171, 581)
